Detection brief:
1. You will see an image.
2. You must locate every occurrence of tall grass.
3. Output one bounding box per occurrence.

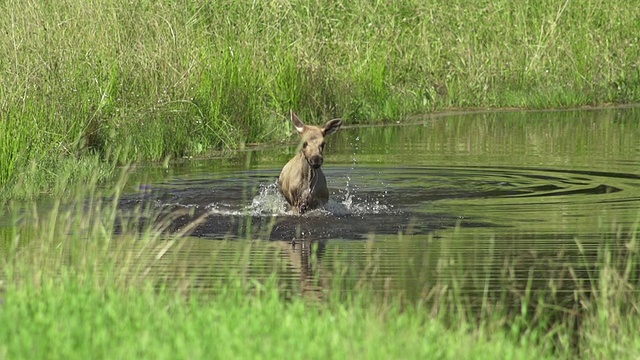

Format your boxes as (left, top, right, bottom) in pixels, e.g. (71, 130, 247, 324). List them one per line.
(0, 171, 549, 359)
(0, 278, 561, 360)
(1, 173, 639, 358)
(1, 0, 639, 198)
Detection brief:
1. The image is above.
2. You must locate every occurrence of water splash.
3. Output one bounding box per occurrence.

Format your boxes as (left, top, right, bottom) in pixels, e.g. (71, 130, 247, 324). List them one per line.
(237, 134, 392, 217)
(238, 180, 393, 217)
(331, 190, 393, 216)
(327, 134, 393, 216)
(204, 202, 245, 216)
(203, 182, 288, 216)
(246, 182, 289, 216)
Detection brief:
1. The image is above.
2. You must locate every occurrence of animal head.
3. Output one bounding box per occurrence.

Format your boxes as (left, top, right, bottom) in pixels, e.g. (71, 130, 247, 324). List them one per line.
(291, 111, 342, 169)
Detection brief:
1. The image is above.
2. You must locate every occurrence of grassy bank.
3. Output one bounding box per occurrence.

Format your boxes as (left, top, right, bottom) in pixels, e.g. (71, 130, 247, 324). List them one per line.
(0, 280, 559, 360)
(1, 0, 639, 198)
(1, 175, 639, 359)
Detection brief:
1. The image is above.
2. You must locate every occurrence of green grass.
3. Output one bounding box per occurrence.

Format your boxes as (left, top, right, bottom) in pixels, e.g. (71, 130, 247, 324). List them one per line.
(0, 277, 558, 360)
(0, 179, 552, 360)
(1, 172, 639, 359)
(1, 0, 640, 198)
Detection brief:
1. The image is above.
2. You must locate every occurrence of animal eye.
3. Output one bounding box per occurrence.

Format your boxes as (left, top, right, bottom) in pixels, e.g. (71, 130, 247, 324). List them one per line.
(303, 142, 308, 149)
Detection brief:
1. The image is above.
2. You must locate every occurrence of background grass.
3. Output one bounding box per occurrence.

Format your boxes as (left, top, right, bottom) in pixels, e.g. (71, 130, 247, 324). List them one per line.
(1, 0, 639, 198)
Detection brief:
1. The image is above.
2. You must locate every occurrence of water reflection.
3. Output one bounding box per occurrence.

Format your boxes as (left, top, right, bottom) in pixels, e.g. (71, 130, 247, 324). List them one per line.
(112, 107, 640, 305)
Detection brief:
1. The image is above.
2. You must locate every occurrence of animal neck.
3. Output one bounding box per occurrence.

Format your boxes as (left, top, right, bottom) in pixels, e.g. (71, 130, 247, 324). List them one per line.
(308, 164, 318, 192)
(298, 152, 318, 192)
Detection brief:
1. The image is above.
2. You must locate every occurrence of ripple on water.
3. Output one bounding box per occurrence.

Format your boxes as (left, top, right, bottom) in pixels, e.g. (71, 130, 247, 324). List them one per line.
(109, 110, 640, 326)
(118, 162, 640, 243)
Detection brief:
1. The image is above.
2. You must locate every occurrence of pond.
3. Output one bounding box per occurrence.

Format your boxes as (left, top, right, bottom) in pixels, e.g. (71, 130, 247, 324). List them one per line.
(114, 106, 640, 308)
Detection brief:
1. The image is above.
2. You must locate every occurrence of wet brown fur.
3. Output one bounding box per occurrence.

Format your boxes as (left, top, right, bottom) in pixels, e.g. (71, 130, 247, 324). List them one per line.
(278, 111, 342, 214)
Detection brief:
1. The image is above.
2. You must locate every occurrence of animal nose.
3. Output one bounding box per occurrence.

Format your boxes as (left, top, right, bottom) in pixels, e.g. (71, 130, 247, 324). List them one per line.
(309, 155, 323, 168)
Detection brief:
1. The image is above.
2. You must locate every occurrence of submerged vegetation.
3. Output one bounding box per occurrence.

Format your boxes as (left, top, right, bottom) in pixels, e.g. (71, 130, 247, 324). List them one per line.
(1, 0, 640, 197)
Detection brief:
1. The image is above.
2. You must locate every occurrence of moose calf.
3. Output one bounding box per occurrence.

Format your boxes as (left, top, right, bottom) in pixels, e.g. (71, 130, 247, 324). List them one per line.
(278, 111, 342, 214)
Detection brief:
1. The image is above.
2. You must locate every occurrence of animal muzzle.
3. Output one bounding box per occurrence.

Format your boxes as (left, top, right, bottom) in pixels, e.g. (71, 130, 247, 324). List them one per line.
(308, 155, 323, 169)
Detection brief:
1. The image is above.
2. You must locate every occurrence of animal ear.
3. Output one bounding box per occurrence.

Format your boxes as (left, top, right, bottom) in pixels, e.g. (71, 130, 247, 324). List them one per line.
(322, 118, 343, 136)
(290, 111, 305, 134)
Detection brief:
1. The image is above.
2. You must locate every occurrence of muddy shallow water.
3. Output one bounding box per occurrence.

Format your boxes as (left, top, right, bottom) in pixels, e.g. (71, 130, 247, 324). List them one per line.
(113, 107, 640, 303)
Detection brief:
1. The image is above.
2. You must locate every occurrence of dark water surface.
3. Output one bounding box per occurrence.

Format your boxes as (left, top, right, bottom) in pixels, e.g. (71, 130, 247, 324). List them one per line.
(113, 107, 640, 305)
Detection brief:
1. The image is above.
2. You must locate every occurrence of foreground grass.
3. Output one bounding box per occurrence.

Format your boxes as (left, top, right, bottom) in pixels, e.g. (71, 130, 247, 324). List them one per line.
(1, 173, 640, 359)
(0, 183, 553, 359)
(0, 279, 556, 360)
(1, 0, 640, 198)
